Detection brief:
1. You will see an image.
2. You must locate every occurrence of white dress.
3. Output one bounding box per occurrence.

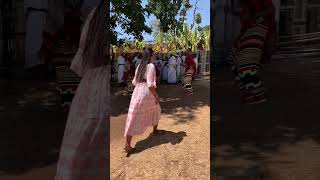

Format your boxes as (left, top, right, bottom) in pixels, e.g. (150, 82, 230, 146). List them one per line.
(162, 62, 169, 81)
(167, 56, 177, 84)
(117, 56, 125, 83)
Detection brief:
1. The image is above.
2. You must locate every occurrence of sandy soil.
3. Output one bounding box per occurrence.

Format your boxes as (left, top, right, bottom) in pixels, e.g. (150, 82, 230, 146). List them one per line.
(110, 78, 210, 180)
(0, 75, 210, 180)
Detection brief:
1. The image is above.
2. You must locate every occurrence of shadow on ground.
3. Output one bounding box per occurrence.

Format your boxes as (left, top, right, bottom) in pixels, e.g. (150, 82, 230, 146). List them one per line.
(129, 130, 187, 157)
(212, 62, 320, 178)
(111, 79, 210, 124)
(0, 78, 66, 175)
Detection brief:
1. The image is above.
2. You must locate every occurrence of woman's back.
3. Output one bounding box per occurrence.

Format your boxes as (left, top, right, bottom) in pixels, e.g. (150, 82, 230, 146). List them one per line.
(134, 63, 156, 84)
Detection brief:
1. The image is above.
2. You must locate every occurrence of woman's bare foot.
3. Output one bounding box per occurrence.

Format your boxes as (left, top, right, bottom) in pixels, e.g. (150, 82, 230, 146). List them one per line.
(124, 144, 135, 157)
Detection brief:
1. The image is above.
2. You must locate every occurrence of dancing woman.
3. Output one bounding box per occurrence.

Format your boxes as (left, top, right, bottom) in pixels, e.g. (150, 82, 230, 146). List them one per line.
(124, 48, 162, 155)
(55, 1, 110, 179)
(229, 0, 275, 104)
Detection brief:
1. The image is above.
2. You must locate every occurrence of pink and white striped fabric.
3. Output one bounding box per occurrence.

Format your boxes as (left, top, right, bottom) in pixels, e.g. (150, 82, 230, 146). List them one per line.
(124, 64, 161, 136)
(55, 6, 110, 180)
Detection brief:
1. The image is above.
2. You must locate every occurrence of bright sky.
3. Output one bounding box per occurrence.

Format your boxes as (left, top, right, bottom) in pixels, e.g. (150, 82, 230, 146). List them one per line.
(115, 0, 210, 42)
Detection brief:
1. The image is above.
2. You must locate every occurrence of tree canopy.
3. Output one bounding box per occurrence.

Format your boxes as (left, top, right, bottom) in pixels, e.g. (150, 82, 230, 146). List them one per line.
(111, 0, 193, 44)
(110, 0, 210, 52)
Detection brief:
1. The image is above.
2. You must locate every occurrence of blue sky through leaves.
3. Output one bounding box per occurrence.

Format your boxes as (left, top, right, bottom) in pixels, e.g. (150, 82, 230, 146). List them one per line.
(115, 0, 210, 41)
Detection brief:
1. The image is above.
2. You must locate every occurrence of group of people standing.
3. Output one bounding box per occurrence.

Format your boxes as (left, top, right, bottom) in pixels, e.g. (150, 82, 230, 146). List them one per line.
(117, 49, 198, 95)
(227, 0, 277, 105)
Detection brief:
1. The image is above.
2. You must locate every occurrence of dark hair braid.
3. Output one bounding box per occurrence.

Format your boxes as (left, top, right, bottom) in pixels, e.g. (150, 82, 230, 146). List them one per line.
(83, 0, 109, 59)
(136, 48, 154, 82)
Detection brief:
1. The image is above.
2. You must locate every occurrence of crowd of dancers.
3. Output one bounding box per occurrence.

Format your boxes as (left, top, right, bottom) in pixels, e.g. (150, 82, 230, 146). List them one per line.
(116, 48, 198, 95)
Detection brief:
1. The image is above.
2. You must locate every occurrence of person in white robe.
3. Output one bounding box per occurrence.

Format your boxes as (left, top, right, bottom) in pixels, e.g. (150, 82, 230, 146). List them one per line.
(162, 61, 169, 82)
(133, 53, 142, 68)
(176, 55, 182, 83)
(167, 54, 177, 84)
(24, 0, 48, 69)
(117, 54, 126, 83)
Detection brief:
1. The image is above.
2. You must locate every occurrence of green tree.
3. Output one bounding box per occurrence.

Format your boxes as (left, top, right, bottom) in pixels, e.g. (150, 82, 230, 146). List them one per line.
(195, 12, 202, 28)
(135, 39, 145, 52)
(111, 0, 151, 43)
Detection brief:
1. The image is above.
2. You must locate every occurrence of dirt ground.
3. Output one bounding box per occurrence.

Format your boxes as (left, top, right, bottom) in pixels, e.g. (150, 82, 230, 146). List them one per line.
(0, 73, 210, 180)
(0, 78, 66, 180)
(110, 77, 210, 180)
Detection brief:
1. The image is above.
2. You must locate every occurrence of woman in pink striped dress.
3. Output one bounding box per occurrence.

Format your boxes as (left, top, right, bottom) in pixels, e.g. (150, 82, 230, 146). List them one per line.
(124, 48, 162, 154)
(55, 1, 110, 179)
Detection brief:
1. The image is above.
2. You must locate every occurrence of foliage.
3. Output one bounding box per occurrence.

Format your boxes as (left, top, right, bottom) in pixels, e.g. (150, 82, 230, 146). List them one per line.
(195, 13, 202, 26)
(123, 40, 130, 53)
(110, 0, 210, 52)
(146, 0, 192, 33)
(135, 39, 146, 52)
(111, 0, 151, 43)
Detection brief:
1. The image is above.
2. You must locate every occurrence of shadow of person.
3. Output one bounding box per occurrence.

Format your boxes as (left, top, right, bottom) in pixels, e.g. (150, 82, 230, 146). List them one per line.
(130, 130, 187, 156)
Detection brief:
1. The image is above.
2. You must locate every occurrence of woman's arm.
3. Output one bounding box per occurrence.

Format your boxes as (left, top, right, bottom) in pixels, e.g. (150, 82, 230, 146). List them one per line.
(147, 64, 159, 104)
(149, 86, 159, 105)
(149, 86, 158, 98)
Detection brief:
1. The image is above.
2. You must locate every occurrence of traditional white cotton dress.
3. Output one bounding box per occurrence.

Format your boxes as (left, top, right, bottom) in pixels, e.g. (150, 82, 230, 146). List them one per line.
(167, 56, 177, 84)
(124, 64, 161, 136)
(162, 62, 169, 81)
(117, 55, 125, 83)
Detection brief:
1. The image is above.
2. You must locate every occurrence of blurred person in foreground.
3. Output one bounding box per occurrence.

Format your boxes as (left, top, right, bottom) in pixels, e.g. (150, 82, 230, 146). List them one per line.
(228, 0, 276, 104)
(55, 0, 110, 179)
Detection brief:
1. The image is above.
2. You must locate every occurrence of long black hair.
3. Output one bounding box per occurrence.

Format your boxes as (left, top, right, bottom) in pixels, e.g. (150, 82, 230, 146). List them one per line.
(83, 0, 109, 59)
(136, 48, 154, 82)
